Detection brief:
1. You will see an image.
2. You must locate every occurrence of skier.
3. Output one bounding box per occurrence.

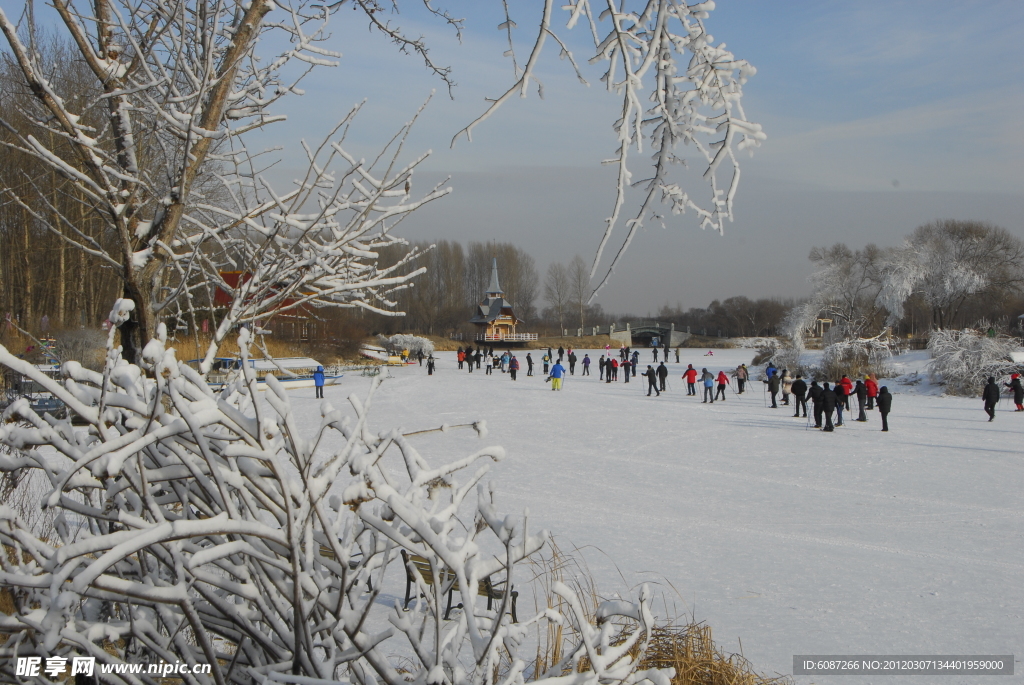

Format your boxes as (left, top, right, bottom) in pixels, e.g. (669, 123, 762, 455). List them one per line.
(644, 365, 660, 396)
(475, 350, 483, 370)
(427, 355, 435, 375)
(838, 375, 853, 410)
(557, 346, 565, 362)
(1005, 373, 1024, 411)
(834, 380, 846, 427)
(313, 365, 326, 399)
(765, 361, 777, 380)
(457, 348, 464, 370)
(549, 360, 566, 391)
(582, 354, 591, 376)
(526, 353, 534, 377)
(623, 357, 631, 383)
(766, 373, 780, 408)
(791, 374, 808, 418)
(781, 370, 793, 406)
(809, 380, 823, 427)
(599, 355, 606, 380)
(568, 351, 577, 375)
(821, 382, 837, 432)
(656, 362, 668, 392)
(607, 357, 617, 383)
(683, 364, 698, 395)
(653, 347, 659, 362)
(854, 380, 868, 421)
(542, 353, 550, 375)
(865, 374, 878, 409)
(715, 370, 729, 401)
(983, 376, 1000, 421)
(701, 368, 715, 403)
(486, 355, 493, 375)
(417, 349, 424, 366)
(674, 348, 680, 363)
(877, 386, 892, 431)
(734, 364, 748, 394)
(509, 355, 519, 381)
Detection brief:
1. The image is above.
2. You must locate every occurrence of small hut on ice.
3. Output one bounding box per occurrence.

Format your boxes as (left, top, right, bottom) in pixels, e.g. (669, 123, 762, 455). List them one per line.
(469, 259, 536, 343)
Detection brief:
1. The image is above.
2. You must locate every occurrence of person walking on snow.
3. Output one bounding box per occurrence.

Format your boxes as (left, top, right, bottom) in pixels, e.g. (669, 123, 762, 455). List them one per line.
(607, 357, 617, 383)
(821, 382, 837, 431)
(715, 370, 729, 401)
(582, 354, 591, 376)
(877, 386, 892, 431)
(865, 375, 878, 409)
(838, 375, 853, 410)
(1005, 373, 1024, 411)
(526, 353, 534, 376)
(542, 353, 550, 375)
(809, 380, 823, 427)
(623, 357, 632, 383)
(854, 380, 868, 421)
(983, 376, 1000, 421)
(684, 364, 698, 395)
(599, 355, 606, 380)
(701, 368, 715, 403)
(549, 360, 566, 390)
(781, 370, 793, 406)
(509, 355, 520, 380)
(568, 351, 577, 375)
(834, 380, 846, 426)
(766, 373, 780, 408)
(734, 364, 748, 394)
(675, 348, 680, 363)
(656, 362, 668, 391)
(313, 365, 326, 399)
(653, 347, 659, 362)
(457, 349, 465, 370)
(557, 346, 565, 362)
(765, 362, 777, 380)
(791, 375, 808, 418)
(427, 355, 435, 375)
(644, 365, 660, 396)
(417, 350, 424, 366)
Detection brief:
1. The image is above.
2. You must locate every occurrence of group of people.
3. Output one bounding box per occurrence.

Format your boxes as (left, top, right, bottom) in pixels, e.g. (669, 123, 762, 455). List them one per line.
(760, 362, 892, 432)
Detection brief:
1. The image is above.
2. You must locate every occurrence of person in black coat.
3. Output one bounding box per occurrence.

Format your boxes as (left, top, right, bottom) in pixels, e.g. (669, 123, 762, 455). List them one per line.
(427, 355, 435, 375)
(833, 381, 846, 426)
(644, 365, 660, 396)
(526, 353, 534, 376)
(766, 374, 780, 408)
(656, 362, 668, 391)
(808, 380, 823, 427)
(820, 382, 837, 431)
(854, 380, 868, 422)
(877, 385, 892, 431)
(568, 352, 577, 375)
(1004, 373, 1023, 411)
(791, 375, 808, 418)
(982, 376, 1000, 421)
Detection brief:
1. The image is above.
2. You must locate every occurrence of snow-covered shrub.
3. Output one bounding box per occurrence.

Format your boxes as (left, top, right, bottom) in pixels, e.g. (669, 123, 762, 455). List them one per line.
(927, 328, 1019, 395)
(379, 334, 434, 357)
(0, 302, 668, 685)
(818, 332, 898, 380)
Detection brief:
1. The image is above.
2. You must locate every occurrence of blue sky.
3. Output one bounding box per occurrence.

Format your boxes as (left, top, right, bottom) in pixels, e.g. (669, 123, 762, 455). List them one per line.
(11, 0, 1024, 313)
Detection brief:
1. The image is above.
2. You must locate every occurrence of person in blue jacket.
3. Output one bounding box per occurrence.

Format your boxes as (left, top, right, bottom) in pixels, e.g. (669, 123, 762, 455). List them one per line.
(313, 365, 326, 398)
(549, 361, 566, 391)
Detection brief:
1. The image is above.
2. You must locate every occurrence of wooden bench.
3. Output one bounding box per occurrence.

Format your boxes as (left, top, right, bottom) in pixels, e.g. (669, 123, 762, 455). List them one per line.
(402, 551, 518, 622)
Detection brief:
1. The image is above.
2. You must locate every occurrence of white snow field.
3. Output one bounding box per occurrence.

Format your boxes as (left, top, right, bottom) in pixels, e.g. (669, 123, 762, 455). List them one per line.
(289, 348, 1022, 684)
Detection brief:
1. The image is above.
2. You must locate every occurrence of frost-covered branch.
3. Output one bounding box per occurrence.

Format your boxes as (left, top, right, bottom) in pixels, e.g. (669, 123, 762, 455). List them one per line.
(0, 304, 670, 685)
(456, 1, 764, 300)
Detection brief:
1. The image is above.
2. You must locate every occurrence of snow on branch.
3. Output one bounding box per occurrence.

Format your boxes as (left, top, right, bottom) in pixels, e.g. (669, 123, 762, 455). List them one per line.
(455, 1, 764, 301)
(0, 308, 670, 685)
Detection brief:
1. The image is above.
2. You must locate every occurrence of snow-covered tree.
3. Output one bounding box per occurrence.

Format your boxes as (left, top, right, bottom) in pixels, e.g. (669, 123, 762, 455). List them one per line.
(927, 326, 1019, 395)
(0, 302, 671, 685)
(1, 1, 762, 362)
(879, 221, 1024, 330)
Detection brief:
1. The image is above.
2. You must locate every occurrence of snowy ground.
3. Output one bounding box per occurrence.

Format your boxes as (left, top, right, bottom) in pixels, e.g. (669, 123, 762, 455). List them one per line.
(285, 348, 1022, 684)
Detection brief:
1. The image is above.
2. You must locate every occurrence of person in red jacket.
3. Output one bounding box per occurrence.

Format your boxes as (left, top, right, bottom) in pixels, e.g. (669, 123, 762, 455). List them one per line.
(715, 370, 729, 401)
(683, 364, 698, 396)
(607, 357, 618, 383)
(865, 375, 879, 409)
(838, 375, 854, 410)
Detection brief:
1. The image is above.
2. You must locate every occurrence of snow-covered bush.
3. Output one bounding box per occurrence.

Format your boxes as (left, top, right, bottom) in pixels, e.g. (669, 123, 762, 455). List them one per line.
(0, 302, 668, 685)
(818, 333, 898, 380)
(379, 334, 434, 357)
(927, 328, 1019, 395)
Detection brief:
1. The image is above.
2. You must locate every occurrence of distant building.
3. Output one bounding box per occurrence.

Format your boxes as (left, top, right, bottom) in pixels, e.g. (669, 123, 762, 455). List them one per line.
(469, 259, 536, 343)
